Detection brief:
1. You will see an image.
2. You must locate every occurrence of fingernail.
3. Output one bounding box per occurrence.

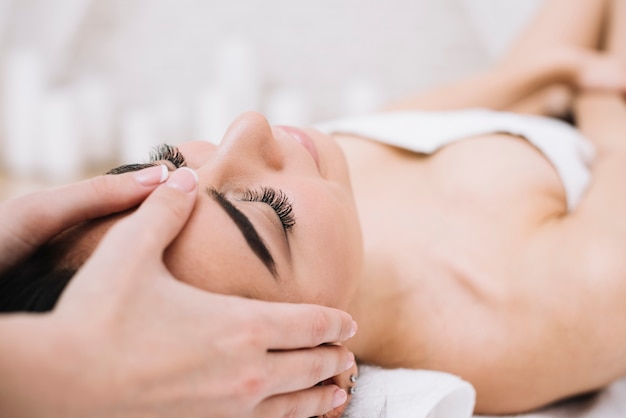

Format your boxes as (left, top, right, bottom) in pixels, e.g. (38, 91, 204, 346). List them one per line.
(332, 388, 348, 408)
(348, 320, 358, 339)
(135, 165, 169, 186)
(166, 167, 198, 193)
(344, 351, 355, 371)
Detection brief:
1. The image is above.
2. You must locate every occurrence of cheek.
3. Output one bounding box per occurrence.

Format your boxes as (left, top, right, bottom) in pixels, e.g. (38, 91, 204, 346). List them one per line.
(291, 188, 363, 308)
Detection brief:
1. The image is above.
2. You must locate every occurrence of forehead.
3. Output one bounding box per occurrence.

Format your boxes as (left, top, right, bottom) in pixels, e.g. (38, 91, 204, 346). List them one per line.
(178, 141, 216, 167)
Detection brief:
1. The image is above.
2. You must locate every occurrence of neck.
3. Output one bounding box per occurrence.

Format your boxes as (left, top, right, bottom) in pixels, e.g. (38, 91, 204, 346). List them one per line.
(336, 133, 424, 366)
(344, 249, 407, 365)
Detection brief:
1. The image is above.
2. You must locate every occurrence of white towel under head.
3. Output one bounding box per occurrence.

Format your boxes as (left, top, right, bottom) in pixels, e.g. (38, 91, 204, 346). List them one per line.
(343, 365, 475, 418)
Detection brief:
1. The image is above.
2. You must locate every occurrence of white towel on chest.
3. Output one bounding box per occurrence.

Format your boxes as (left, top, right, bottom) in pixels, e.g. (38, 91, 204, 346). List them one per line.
(316, 109, 594, 211)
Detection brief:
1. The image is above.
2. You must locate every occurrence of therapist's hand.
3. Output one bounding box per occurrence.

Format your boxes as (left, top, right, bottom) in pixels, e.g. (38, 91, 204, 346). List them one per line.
(0, 164, 168, 274)
(0, 167, 355, 418)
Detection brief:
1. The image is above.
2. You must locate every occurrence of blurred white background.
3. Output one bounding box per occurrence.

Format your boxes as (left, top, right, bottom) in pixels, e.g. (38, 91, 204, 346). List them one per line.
(0, 0, 541, 197)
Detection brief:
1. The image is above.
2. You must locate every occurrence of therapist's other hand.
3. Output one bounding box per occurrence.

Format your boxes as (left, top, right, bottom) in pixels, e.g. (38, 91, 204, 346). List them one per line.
(2, 167, 355, 418)
(0, 164, 168, 274)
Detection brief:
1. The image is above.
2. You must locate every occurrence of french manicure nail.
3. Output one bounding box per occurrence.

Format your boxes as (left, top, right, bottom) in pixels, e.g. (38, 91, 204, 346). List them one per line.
(348, 320, 358, 339)
(135, 165, 169, 186)
(331, 388, 347, 408)
(344, 352, 355, 371)
(166, 167, 198, 193)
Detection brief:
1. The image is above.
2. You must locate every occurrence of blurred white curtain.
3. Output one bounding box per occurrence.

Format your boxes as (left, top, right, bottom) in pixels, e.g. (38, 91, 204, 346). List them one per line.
(6, 0, 93, 75)
(0, 0, 542, 190)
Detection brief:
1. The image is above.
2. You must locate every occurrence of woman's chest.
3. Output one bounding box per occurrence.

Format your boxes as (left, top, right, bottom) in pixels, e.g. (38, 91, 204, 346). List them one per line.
(341, 133, 567, 252)
(341, 133, 572, 369)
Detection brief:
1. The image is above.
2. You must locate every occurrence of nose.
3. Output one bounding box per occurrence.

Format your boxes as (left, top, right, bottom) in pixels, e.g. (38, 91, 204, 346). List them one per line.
(214, 112, 284, 175)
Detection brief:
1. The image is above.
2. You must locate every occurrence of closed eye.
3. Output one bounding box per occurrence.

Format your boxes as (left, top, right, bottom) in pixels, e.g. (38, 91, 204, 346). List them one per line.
(239, 187, 296, 232)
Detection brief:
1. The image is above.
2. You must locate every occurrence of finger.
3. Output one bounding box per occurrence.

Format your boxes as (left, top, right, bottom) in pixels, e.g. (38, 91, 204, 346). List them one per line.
(256, 385, 348, 418)
(264, 345, 354, 395)
(252, 301, 357, 348)
(0, 165, 168, 250)
(93, 167, 198, 266)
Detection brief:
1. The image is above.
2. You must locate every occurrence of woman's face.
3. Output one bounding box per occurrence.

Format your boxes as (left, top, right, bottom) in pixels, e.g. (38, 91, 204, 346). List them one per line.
(110, 112, 362, 309)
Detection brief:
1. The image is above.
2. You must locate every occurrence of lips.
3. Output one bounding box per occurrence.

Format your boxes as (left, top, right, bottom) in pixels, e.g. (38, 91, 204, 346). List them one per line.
(275, 125, 321, 170)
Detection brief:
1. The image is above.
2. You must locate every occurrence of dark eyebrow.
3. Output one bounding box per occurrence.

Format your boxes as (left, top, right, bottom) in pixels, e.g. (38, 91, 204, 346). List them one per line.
(206, 188, 278, 278)
(106, 163, 156, 175)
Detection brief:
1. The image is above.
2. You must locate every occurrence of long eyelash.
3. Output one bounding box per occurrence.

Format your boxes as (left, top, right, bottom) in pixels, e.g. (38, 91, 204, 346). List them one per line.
(149, 144, 187, 168)
(241, 187, 296, 231)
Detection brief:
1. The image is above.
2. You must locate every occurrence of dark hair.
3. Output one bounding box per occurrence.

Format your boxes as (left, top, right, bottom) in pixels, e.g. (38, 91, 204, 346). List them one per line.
(0, 245, 75, 313)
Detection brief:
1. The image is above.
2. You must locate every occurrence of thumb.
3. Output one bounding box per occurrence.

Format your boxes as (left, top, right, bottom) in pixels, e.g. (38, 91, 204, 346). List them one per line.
(56, 167, 198, 316)
(0, 165, 169, 272)
(106, 167, 199, 260)
(85, 167, 199, 271)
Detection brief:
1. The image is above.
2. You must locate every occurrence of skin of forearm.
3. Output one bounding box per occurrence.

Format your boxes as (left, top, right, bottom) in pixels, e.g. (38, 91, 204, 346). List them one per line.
(574, 92, 626, 156)
(0, 316, 96, 417)
(385, 52, 580, 112)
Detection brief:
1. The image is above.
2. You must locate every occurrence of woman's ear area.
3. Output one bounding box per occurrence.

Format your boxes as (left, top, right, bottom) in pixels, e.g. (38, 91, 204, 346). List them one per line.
(319, 350, 358, 418)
